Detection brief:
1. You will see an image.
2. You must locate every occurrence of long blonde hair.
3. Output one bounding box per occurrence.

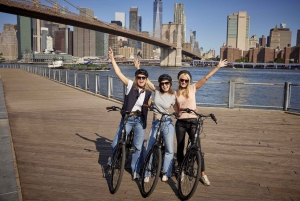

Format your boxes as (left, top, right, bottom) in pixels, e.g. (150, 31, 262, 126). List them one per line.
(133, 77, 149, 91)
(177, 73, 191, 99)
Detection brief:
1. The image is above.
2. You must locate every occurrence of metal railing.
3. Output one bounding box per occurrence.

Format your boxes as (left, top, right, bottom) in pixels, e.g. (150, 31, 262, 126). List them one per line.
(1, 64, 299, 112)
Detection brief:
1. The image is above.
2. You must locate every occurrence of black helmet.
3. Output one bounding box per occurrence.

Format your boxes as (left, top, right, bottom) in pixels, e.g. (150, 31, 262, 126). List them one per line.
(177, 70, 192, 81)
(135, 69, 148, 77)
(158, 74, 172, 83)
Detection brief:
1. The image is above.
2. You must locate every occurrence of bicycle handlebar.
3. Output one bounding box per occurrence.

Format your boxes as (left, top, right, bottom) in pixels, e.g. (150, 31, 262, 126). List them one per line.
(143, 104, 178, 118)
(179, 108, 217, 124)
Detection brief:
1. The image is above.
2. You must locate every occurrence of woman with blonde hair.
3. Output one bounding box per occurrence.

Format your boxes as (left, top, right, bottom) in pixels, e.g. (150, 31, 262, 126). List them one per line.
(175, 59, 227, 186)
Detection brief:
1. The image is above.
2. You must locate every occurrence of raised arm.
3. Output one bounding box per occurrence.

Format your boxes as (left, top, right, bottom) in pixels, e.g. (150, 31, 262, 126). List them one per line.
(134, 58, 155, 91)
(195, 59, 227, 90)
(108, 47, 130, 85)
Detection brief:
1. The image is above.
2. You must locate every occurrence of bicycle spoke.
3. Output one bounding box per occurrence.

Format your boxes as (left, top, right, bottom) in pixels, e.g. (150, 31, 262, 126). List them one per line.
(178, 150, 201, 200)
(141, 148, 162, 197)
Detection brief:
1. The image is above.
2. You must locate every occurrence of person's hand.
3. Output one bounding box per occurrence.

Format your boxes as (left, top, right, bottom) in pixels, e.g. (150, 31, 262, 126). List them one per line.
(217, 59, 228, 68)
(108, 47, 114, 59)
(134, 58, 140, 69)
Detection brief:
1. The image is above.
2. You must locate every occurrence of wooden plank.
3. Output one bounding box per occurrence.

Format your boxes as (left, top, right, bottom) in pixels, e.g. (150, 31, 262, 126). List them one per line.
(1, 69, 300, 201)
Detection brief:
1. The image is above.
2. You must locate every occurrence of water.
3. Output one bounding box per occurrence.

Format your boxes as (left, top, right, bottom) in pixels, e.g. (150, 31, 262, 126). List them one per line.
(61, 66, 300, 111)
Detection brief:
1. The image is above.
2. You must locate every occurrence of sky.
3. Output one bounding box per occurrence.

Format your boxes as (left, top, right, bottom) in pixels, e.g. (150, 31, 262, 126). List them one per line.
(0, 0, 300, 56)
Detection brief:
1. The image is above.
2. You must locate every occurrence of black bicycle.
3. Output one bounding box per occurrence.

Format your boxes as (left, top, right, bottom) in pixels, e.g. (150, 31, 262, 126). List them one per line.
(106, 106, 136, 194)
(177, 108, 217, 200)
(140, 104, 177, 197)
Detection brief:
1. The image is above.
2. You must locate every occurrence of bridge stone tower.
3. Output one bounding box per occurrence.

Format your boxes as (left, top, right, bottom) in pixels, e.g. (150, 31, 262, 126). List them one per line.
(161, 23, 182, 67)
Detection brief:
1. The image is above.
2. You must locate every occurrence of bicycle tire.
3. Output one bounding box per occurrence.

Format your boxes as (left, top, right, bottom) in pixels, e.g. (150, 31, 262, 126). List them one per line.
(178, 149, 201, 200)
(125, 129, 134, 165)
(141, 147, 162, 197)
(109, 143, 126, 194)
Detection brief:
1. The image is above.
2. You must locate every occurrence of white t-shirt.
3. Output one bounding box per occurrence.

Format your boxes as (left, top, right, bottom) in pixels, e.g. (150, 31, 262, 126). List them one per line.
(126, 80, 146, 112)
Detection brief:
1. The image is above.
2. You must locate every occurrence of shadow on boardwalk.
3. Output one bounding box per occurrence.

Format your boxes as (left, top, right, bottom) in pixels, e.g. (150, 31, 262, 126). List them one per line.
(1, 69, 300, 201)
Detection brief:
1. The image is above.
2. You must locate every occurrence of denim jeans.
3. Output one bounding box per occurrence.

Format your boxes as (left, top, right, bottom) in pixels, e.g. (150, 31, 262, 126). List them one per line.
(111, 116, 145, 173)
(145, 117, 174, 177)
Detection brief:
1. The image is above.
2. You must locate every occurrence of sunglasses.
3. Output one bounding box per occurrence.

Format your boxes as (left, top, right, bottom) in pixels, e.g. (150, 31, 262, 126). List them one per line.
(137, 76, 147, 80)
(160, 81, 170, 86)
(180, 79, 189, 83)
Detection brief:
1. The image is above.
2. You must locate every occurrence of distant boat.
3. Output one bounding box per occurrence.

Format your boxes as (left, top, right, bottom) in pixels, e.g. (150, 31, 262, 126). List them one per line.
(182, 62, 192, 67)
(48, 60, 63, 68)
(233, 67, 236, 69)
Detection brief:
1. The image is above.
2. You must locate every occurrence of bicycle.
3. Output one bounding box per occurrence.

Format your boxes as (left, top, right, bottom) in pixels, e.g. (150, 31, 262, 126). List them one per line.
(177, 108, 217, 200)
(106, 106, 138, 194)
(140, 104, 177, 198)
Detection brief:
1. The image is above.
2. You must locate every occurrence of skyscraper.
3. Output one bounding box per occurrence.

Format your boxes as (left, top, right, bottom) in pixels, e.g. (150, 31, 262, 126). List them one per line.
(174, 3, 186, 43)
(0, 24, 18, 60)
(297, 30, 300, 46)
(95, 31, 108, 57)
(153, 0, 162, 39)
(137, 15, 142, 50)
(17, 16, 32, 59)
(268, 24, 292, 49)
(226, 11, 250, 52)
(115, 12, 126, 28)
(129, 7, 138, 54)
(73, 7, 96, 57)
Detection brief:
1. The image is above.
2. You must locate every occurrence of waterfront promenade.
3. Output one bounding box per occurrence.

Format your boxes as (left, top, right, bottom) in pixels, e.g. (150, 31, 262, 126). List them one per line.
(0, 68, 300, 201)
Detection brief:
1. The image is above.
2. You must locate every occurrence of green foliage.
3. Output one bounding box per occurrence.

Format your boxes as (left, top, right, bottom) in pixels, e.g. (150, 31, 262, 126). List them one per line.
(235, 57, 248, 62)
(274, 58, 284, 63)
(0, 52, 3, 56)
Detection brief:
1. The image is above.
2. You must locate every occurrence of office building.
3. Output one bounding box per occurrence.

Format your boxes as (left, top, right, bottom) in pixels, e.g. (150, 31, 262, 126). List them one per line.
(115, 12, 125, 28)
(129, 7, 138, 54)
(268, 24, 292, 49)
(259, 35, 266, 47)
(226, 11, 250, 53)
(297, 30, 300, 46)
(174, 3, 186, 43)
(31, 18, 41, 53)
(17, 16, 32, 59)
(137, 15, 142, 50)
(249, 35, 259, 49)
(0, 24, 18, 60)
(96, 31, 108, 57)
(118, 46, 134, 59)
(153, 0, 162, 39)
(73, 7, 96, 57)
(54, 28, 73, 55)
(190, 30, 196, 50)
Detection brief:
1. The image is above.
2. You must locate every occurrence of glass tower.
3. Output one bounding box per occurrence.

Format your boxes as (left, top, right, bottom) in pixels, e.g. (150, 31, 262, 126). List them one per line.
(153, 0, 162, 39)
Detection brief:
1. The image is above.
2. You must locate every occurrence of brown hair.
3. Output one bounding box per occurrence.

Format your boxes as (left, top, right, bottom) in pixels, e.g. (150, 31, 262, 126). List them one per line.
(159, 81, 174, 94)
(177, 73, 191, 99)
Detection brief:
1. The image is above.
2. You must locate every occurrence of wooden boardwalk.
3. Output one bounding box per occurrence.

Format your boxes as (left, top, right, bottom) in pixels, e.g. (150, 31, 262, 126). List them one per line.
(1, 68, 300, 201)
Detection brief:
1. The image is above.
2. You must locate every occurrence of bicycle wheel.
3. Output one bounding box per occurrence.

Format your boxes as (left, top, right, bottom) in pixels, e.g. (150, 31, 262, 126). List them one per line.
(141, 147, 162, 197)
(178, 149, 201, 200)
(109, 143, 126, 194)
(125, 129, 134, 165)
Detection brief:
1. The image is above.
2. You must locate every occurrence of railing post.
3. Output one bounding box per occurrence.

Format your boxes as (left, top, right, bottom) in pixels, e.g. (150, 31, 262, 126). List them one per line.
(95, 74, 100, 94)
(228, 81, 235, 109)
(58, 70, 61, 82)
(74, 72, 77, 87)
(283, 82, 291, 111)
(107, 76, 113, 98)
(85, 72, 89, 90)
(48, 68, 51, 78)
(65, 70, 68, 84)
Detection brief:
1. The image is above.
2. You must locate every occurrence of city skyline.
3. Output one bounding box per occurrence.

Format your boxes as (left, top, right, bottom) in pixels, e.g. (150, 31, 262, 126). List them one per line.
(0, 0, 300, 56)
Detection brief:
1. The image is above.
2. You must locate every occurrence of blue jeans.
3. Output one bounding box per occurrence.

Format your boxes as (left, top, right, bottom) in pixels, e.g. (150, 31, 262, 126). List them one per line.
(145, 117, 174, 177)
(111, 116, 145, 173)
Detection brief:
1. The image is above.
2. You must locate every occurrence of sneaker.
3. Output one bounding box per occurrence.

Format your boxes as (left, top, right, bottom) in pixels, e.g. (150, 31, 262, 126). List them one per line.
(162, 175, 168, 182)
(132, 172, 140, 180)
(200, 175, 210, 186)
(144, 176, 150, 183)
